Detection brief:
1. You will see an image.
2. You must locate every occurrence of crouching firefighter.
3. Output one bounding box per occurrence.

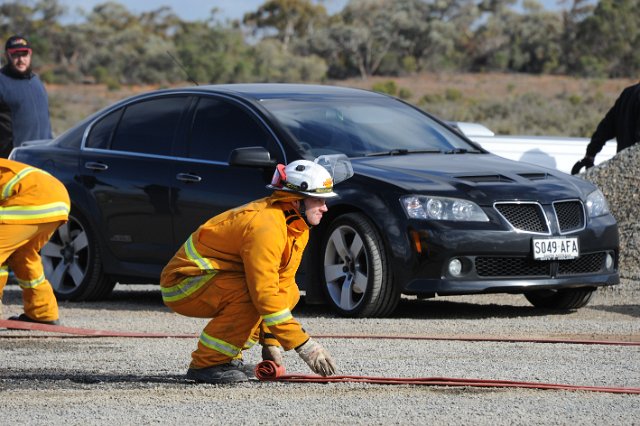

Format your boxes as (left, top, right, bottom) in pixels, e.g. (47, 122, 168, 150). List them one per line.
(0, 158, 70, 324)
(160, 156, 353, 384)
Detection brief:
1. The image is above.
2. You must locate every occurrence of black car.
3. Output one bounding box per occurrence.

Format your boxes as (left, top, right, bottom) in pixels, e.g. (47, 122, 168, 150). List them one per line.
(10, 84, 619, 317)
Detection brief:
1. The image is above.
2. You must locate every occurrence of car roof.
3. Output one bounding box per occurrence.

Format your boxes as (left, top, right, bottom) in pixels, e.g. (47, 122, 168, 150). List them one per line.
(145, 83, 387, 101)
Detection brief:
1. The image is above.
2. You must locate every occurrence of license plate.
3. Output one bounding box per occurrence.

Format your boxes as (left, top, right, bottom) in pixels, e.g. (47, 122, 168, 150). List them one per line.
(532, 237, 579, 260)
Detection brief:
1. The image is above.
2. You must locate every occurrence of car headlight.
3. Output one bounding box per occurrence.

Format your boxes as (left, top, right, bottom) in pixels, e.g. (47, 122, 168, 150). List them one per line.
(401, 196, 489, 221)
(585, 189, 610, 217)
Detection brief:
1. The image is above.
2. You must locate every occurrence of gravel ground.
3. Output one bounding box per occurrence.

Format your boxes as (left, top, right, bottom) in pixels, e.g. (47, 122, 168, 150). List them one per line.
(1, 280, 639, 425)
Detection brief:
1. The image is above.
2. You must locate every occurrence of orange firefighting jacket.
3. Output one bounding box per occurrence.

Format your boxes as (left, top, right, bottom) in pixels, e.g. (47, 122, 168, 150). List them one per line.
(160, 191, 311, 350)
(0, 158, 70, 224)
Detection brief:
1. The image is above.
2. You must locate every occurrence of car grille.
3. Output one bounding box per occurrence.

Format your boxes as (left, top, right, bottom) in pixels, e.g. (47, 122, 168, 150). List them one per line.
(476, 256, 550, 277)
(553, 201, 585, 233)
(494, 201, 585, 234)
(475, 252, 607, 278)
(558, 253, 606, 275)
(494, 203, 548, 233)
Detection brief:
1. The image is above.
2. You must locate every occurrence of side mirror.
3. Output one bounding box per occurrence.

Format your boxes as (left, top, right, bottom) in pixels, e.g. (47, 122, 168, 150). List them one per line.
(228, 146, 277, 168)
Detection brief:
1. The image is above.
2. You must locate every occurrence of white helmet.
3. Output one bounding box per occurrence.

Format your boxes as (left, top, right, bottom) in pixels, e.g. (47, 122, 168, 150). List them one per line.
(268, 160, 338, 198)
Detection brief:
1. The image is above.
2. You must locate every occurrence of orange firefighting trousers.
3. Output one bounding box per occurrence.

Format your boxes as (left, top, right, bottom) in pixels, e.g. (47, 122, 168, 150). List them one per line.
(167, 272, 301, 369)
(0, 221, 63, 322)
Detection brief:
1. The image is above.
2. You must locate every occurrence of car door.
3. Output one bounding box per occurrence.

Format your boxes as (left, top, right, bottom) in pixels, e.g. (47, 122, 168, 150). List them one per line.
(170, 95, 286, 246)
(79, 95, 190, 264)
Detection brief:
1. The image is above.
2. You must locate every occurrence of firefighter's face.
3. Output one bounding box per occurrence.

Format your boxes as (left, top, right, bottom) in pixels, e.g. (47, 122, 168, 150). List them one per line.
(303, 197, 328, 226)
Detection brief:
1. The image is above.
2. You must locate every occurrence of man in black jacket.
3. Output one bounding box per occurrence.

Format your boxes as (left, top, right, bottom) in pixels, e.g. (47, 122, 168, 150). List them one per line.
(572, 82, 640, 174)
(0, 35, 52, 158)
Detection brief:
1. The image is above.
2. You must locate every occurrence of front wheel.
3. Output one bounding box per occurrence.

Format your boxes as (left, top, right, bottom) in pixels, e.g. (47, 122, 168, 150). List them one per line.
(40, 212, 115, 301)
(320, 213, 399, 317)
(524, 287, 596, 310)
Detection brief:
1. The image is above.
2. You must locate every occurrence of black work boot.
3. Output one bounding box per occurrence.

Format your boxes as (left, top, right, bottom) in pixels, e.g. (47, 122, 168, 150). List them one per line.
(8, 313, 60, 326)
(186, 362, 249, 384)
(231, 359, 257, 379)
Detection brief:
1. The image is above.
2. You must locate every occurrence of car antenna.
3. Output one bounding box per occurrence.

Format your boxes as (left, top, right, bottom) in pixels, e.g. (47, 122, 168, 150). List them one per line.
(167, 51, 199, 86)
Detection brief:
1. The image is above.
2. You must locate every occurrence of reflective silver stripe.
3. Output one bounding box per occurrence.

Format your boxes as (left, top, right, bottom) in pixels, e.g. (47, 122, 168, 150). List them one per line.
(243, 338, 258, 350)
(1, 167, 50, 199)
(161, 273, 215, 303)
(18, 274, 45, 289)
(199, 331, 242, 357)
(0, 202, 70, 221)
(262, 308, 293, 327)
(184, 235, 215, 271)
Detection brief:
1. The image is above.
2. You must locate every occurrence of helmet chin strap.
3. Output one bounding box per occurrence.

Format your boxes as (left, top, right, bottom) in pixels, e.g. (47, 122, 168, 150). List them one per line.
(294, 199, 312, 227)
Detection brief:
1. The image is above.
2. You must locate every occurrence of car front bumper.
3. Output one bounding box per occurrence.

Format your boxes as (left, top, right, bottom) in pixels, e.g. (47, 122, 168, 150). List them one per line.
(404, 270, 619, 295)
(398, 214, 619, 296)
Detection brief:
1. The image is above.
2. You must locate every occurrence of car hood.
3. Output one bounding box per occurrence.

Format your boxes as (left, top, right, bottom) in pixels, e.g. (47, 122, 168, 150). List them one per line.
(352, 153, 592, 204)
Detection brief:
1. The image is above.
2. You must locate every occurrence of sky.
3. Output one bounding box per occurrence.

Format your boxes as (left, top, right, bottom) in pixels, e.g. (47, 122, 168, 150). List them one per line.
(59, 0, 574, 23)
(60, 0, 348, 22)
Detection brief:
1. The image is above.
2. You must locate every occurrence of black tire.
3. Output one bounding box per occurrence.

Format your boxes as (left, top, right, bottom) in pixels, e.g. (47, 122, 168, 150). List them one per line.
(320, 213, 399, 317)
(524, 287, 596, 310)
(40, 211, 115, 301)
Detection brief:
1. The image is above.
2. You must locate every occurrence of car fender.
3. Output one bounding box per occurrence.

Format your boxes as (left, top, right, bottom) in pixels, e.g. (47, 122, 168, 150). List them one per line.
(301, 182, 407, 304)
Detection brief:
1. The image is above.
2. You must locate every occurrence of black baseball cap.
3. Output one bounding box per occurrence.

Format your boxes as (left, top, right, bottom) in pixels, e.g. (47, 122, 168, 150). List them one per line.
(5, 35, 31, 54)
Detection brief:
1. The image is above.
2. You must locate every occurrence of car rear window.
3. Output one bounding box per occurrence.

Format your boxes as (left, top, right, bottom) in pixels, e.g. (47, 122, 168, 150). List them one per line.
(109, 96, 188, 156)
(86, 109, 122, 150)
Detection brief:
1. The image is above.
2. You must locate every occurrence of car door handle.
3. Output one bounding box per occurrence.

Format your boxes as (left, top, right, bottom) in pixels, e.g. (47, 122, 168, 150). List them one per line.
(84, 161, 109, 171)
(176, 173, 202, 183)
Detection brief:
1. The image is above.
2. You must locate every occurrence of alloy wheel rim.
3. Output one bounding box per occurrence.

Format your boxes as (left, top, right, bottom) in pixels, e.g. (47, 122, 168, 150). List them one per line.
(40, 217, 90, 295)
(323, 224, 368, 311)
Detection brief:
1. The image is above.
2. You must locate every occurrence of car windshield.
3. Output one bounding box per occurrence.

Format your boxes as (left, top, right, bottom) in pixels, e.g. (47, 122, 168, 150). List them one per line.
(260, 96, 480, 158)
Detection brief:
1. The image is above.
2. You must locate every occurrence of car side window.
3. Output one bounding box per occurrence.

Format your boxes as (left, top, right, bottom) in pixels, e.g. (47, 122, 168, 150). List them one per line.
(188, 97, 276, 162)
(110, 96, 188, 156)
(86, 109, 122, 150)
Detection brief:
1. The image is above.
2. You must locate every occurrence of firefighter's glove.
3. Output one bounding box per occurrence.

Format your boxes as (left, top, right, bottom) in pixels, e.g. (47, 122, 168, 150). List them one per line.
(295, 338, 336, 376)
(261, 345, 284, 366)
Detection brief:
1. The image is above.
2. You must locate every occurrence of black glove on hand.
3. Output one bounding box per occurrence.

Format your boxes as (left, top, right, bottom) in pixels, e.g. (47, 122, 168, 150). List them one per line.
(571, 156, 594, 175)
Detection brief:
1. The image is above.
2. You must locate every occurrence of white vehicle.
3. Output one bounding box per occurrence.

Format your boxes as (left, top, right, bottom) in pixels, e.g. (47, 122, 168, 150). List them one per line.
(450, 122, 616, 175)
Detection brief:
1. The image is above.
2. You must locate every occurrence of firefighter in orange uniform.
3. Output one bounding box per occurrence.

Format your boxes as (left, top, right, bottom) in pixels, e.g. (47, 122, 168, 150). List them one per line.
(0, 158, 70, 324)
(161, 159, 351, 383)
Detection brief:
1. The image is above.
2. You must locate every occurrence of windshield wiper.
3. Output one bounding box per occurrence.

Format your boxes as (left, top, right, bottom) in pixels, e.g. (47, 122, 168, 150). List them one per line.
(365, 149, 442, 157)
(445, 148, 472, 154)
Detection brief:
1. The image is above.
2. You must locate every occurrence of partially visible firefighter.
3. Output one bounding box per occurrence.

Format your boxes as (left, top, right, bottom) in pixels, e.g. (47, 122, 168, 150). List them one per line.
(572, 81, 640, 174)
(161, 156, 353, 383)
(0, 158, 70, 324)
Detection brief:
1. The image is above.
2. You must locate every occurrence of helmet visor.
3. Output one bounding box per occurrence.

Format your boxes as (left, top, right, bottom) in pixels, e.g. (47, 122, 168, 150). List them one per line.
(314, 154, 353, 185)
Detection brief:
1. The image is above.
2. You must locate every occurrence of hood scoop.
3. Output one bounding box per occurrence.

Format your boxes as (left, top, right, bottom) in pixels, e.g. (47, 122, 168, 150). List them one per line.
(455, 172, 554, 184)
(518, 172, 552, 181)
(455, 174, 515, 183)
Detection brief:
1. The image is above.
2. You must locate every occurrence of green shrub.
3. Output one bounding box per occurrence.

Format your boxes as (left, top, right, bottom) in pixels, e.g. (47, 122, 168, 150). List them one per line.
(92, 67, 109, 85)
(106, 78, 122, 91)
(398, 87, 412, 100)
(372, 80, 398, 96)
(444, 88, 463, 102)
(567, 94, 582, 105)
(419, 93, 443, 105)
(401, 56, 417, 74)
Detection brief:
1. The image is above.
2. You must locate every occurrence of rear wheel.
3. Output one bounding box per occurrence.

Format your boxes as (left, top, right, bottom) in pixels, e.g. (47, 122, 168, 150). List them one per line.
(524, 287, 596, 310)
(320, 213, 399, 317)
(41, 212, 115, 301)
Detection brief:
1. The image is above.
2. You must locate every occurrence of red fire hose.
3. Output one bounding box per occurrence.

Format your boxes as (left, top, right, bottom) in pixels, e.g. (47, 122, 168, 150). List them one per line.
(2, 319, 639, 394)
(1, 320, 637, 346)
(0, 319, 194, 338)
(255, 360, 640, 394)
